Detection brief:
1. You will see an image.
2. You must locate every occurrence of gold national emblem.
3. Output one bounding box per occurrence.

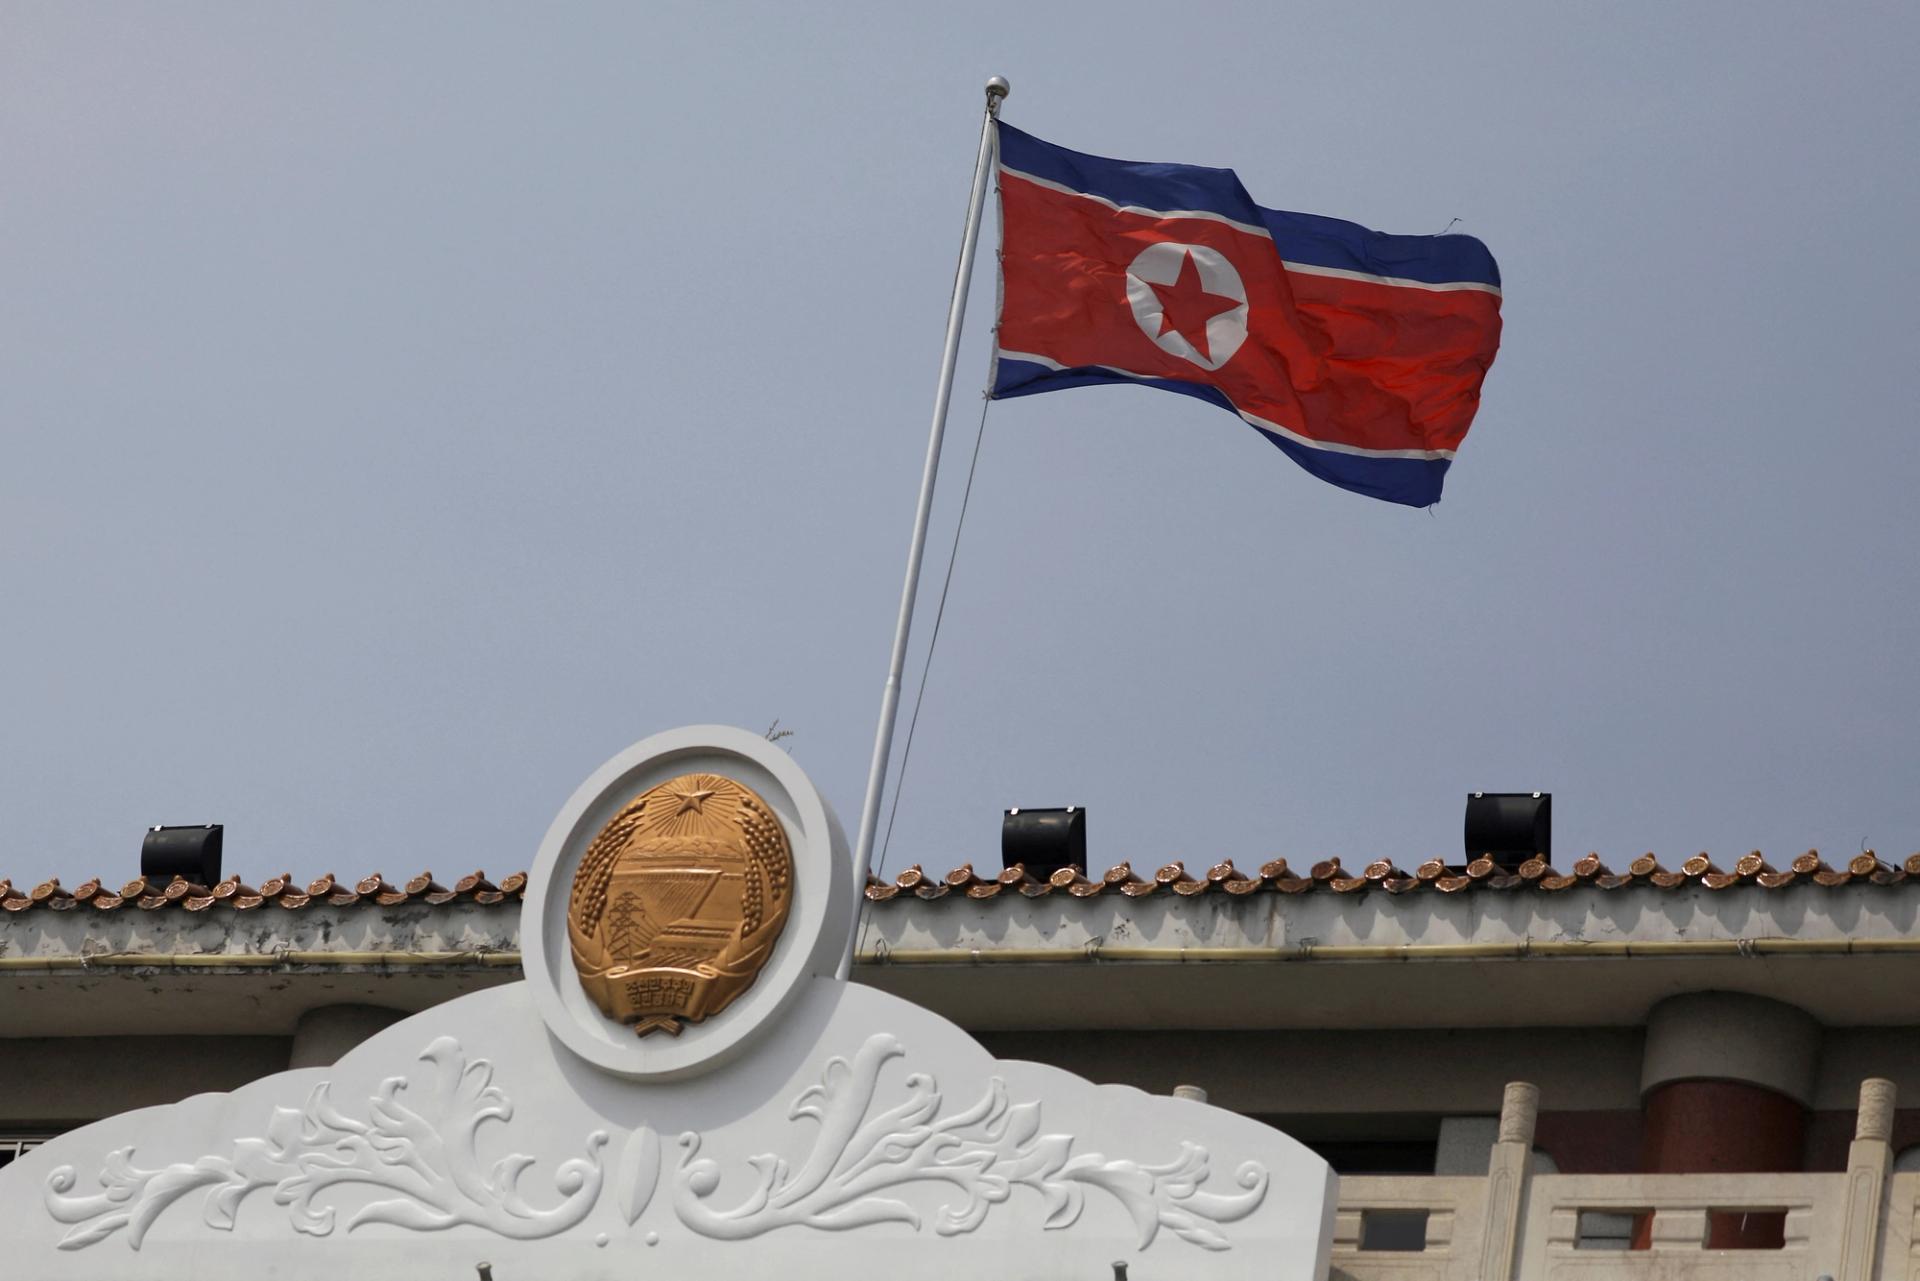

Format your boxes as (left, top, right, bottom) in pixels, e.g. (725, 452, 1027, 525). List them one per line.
(566, 772, 793, 1036)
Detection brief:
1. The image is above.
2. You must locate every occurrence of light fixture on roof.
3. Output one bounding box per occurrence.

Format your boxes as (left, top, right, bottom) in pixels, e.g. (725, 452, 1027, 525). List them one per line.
(1464, 793, 1550, 867)
(141, 824, 223, 887)
(1001, 806, 1085, 877)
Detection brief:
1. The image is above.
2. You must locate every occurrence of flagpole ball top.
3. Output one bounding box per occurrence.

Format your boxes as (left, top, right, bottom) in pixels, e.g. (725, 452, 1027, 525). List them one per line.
(985, 76, 1010, 102)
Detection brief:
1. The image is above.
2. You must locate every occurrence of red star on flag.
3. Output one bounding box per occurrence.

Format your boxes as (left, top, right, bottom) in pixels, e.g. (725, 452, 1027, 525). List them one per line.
(1147, 250, 1243, 362)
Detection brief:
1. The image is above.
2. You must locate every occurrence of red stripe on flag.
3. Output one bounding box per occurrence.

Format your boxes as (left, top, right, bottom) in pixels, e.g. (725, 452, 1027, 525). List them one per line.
(999, 172, 1501, 457)
(1287, 272, 1502, 453)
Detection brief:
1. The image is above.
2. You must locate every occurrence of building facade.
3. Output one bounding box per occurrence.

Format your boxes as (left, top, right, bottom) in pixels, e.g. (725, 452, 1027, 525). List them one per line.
(7, 847, 1920, 1277)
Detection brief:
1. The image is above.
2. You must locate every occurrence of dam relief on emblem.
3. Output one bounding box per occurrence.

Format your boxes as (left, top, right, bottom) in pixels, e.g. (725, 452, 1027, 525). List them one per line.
(567, 773, 794, 1036)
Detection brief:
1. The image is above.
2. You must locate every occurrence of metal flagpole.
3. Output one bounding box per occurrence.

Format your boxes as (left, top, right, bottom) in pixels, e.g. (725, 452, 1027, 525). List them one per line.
(839, 76, 1008, 978)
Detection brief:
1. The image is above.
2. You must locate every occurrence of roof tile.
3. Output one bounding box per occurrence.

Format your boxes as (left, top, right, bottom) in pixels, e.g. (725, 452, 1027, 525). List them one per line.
(0, 869, 528, 914)
(943, 864, 987, 892)
(846, 848, 1920, 901)
(1048, 866, 1097, 896)
(9, 841, 1919, 916)
(1156, 862, 1206, 896)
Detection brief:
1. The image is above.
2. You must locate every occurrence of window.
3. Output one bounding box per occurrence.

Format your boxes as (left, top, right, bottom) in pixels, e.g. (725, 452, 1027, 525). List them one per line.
(1574, 1210, 1639, 1250)
(1358, 1208, 1430, 1252)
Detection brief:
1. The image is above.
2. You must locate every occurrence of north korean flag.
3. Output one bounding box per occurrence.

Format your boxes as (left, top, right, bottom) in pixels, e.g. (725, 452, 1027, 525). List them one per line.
(992, 123, 1502, 507)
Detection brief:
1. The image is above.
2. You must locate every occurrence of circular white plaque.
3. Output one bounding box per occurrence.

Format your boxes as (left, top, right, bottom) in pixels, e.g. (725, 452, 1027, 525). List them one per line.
(522, 725, 854, 1080)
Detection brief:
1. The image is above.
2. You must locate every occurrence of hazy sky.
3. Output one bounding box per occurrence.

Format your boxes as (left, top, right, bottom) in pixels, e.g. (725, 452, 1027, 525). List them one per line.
(4, 3, 1918, 892)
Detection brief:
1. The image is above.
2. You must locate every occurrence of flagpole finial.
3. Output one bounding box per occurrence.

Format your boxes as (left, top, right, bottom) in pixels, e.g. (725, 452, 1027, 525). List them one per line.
(985, 76, 1010, 112)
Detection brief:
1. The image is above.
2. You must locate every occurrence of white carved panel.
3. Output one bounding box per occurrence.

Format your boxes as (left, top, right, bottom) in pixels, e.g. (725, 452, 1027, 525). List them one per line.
(43, 1036, 606, 1249)
(1, 979, 1335, 1279)
(670, 1031, 1269, 1248)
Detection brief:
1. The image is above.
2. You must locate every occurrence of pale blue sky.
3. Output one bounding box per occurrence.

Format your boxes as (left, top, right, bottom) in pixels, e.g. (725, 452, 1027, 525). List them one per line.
(3, 3, 1917, 889)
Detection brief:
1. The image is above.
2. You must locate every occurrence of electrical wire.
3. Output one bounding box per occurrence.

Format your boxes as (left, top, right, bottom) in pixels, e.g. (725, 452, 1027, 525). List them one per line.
(876, 390, 994, 878)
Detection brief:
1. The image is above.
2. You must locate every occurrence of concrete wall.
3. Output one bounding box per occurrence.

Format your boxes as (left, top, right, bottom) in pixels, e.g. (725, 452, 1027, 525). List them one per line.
(11, 894, 1920, 1173)
(859, 881, 1920, 1031)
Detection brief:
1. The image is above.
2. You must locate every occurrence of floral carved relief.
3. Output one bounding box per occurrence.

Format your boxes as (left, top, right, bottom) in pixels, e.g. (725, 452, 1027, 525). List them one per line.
(43, 1037, 607, 1250)
(42, 1030, 1270, 1254)
(672, 1032, 1270, 1250)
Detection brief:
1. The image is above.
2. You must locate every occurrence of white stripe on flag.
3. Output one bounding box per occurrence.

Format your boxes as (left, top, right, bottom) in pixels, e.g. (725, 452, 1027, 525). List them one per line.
(999, 165, 1274, 240)
(995, 349, 1459, 462)
(1001, 165, 1500, 298)
(1283, 260, 1502, 298)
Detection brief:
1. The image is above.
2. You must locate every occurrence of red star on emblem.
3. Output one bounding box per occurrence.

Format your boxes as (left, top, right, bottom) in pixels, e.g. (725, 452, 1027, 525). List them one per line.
(1147, 250, 1243, 362)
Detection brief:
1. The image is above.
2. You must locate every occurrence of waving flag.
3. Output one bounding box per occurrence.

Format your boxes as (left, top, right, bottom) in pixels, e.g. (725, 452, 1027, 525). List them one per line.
(992, 123, 1502, 506)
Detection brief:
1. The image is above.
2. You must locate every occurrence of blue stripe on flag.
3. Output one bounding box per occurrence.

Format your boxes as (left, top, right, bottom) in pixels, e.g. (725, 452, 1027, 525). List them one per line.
(997, 123, 1265, 229)
(997, 123, 1499, 290)
(1262, 208, 1500, 290)
(992, 357, 1450, 507)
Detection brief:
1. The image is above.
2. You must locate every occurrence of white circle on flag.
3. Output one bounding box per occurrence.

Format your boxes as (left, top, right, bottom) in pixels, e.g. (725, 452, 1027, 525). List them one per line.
(1124, 242, 1250, 371)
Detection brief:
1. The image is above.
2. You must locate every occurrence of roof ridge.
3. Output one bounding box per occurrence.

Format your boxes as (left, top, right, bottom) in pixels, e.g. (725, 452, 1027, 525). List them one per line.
(0, 869, 526, 913)
(862, 851, 1917, 902)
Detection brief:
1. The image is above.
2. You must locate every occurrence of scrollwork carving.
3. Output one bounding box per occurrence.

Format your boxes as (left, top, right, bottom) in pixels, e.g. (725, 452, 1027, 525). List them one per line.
(672, 1032, 1267, 1250)
(43, 1037, 607, 1250)
(40, 1030, 1270, 1253)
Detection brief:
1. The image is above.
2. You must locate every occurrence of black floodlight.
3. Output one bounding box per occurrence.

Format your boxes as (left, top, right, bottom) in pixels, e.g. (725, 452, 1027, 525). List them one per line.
(1464, 793, 1550, 866)
(1002, 806, 1086, 877)
(142, 824, 223, 886)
